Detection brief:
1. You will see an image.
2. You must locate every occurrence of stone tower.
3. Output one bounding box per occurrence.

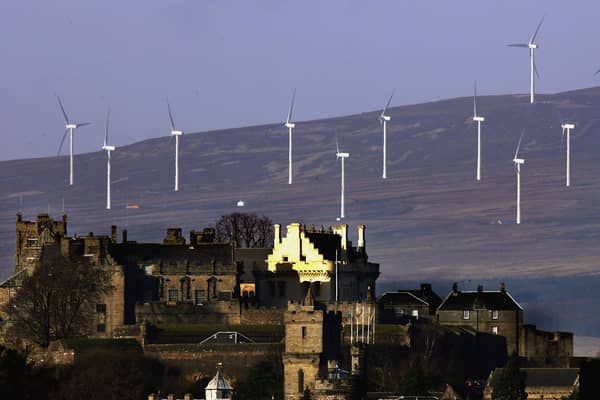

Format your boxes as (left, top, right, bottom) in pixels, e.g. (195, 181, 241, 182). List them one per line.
(283, 288, 324, 400)
(15, 212, 67, 274)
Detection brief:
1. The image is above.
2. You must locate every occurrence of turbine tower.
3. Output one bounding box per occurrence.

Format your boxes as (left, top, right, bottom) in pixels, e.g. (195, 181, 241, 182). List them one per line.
(167, 100, 183, 192)
(379, 90, 394, 179)
(561, 123, 576, 187)
(513, 132, 526, 224)
(285, 89, 296, 185)
(336, 139, 350, 220)
(507, 16, 544, 104)
(102, 110, 116, 210)
(56, 95, 91, 185)
(473, 81, 485, 181)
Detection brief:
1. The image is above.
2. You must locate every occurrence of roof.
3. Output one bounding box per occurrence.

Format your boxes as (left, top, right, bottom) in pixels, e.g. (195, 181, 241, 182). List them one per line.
(304, 232, 342, 261)
(205, 369, 233, 391)
(235, 248, 271, 269)
(438, 290, 523, 311)
(491, 368, 579, 388)
(0, 269, 27, 288)
(379, 292, 429, 307)
(109, 242, 233, 266)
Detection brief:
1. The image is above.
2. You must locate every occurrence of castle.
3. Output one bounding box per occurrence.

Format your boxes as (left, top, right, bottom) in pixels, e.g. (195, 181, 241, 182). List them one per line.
(0, 213, 576, 399)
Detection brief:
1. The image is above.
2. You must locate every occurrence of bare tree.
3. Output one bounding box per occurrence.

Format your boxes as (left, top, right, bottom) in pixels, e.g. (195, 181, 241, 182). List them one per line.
(215, 213, 273, 248)
(4, 254, 113, 347)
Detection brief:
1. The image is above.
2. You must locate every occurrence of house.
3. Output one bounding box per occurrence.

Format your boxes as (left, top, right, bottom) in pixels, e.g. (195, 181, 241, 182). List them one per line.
(437, 283, 523, 354)
(378, 283, 442, 323)
(483, 368, 579, 400)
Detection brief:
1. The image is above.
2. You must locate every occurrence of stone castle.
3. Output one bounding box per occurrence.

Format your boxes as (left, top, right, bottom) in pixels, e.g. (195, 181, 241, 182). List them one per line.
(0, 213, 576, 399)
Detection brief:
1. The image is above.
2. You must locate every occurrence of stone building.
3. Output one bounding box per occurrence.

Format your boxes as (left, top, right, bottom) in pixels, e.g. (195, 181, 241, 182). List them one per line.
(377, 283, 442, 323)
(437, 283, 523, 354)
(520, 324, 574, 367)
(259, 223, 379, 308)
(483, 368, 579, 400)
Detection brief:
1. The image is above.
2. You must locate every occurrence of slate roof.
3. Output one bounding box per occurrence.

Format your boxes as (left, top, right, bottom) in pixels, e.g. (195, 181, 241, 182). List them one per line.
(491, 368, 579, 388)
(109, 242, 233, 266)
(438, 290, 523, 311)
(304, 232, 342, 261)
(379, 292, 429, 306)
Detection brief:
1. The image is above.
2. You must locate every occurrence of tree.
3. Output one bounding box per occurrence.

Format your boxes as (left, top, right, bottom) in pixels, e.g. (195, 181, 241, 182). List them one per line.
(4, 254, 113, 347)
(399, 356, 430, 396)
(235, 358, 283, 400)
(491, 353, 527, 400)
(215, 213, 273, 248)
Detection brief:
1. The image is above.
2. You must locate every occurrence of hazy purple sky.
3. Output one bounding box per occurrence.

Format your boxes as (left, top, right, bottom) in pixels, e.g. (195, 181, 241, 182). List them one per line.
(1, 0, 599, 161)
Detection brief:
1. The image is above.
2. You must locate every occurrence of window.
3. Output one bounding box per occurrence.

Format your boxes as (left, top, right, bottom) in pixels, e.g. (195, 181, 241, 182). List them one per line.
(277, 281, 287, 297)
(26, 238, 38, 246)
(298, 370, 304, 393)
(302, 326, 307, 339)
(96, 304, 107, 313)
(463, 310, 470, 320)
(492, 326, 498, 335)
(168, 288, 179, 302)
(97, 324, 106, 333)
(492, 310, 499, 320)
(282, 256, 289, 262)
(218, 291, 231, 301)
(412, 309, 419, 319)
(195, 289, 206, 305)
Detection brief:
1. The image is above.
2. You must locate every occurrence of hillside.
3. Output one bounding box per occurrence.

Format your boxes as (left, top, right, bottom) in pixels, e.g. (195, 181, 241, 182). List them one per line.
(3, 87, 600, 282)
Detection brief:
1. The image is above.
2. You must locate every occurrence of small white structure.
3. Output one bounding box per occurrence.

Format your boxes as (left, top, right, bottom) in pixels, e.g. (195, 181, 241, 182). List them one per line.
(205, 364, 233, 400)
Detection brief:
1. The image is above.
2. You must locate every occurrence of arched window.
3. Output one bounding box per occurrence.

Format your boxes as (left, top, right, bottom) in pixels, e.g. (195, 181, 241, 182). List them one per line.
(298, 369, 304, 393)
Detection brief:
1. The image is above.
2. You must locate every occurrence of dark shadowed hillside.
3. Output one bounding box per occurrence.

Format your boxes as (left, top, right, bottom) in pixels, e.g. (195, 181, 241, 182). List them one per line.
(3, 87, 600, 283)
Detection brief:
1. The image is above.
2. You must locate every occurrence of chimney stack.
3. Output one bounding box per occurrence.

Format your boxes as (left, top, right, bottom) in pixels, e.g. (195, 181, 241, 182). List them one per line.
(477, 285, 484, 293)
(500, 282, 506, 293)
(274, 224, 281, 244)
(357, 224, 366, 251)
(122, 229, 128, 244)
(452, 282, 458, 294)
(110, 225, 117, 243)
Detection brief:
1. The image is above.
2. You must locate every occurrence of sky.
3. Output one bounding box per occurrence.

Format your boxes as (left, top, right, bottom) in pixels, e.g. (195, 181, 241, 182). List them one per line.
(1, 0, 599, 161)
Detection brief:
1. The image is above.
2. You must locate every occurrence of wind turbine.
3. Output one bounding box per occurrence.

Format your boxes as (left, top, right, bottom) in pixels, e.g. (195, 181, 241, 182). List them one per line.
(561, 123, 576, 187)
(285, 89, 296, 185)
(335, 138, 349, 220)
(513, 132, 525, 224)
(102, 110, 116, 210)
(167, 100, 183, 192)
(56, 95, 91, 185)
(473, 81, 485, 181)
(507, 16, 544, 104)
(379, 90, 394, 179)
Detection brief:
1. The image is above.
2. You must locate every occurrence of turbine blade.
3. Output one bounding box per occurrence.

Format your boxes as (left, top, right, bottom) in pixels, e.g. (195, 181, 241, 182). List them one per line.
(104, 109, 110, 147)
(336, 137, 340, 154)
(167, 99, 176, 131)
(533, 59, 540, 78)
(530, 15, 545, 44)
(594, 68, 600, 76)
(56, 95, 70, 124)
(473, 81, 478, 117)
(57, 129, 68, 155)
(381, 89, 395, 117)
(514, 130, 525, 160)
(76, 122, 91, 128)
(286, 88, 296, 124)
(507, 44, 529, 48)
(561, 126, 565, 143)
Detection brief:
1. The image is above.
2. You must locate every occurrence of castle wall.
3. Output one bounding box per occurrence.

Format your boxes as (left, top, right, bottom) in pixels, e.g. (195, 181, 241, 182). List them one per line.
(519, 324, 573, 366)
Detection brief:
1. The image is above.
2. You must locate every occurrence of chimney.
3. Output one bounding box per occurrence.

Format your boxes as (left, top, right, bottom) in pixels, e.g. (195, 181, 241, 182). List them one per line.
(500, 282, 506, 293)
(167, 395, 175, 400)
(16, 212, 22, 222)
(287, 223, 301, 259)
(357, 224, 366, 251)
(274, 224, 281, 244)
(147, 395, 157, 400)
(333, 224, 348, 250)
(452, 282, 458, 294)
(477, 285, 484, 293)
(184, 394, 193, 400)
(421, 283, 431, 294)
(110, 225, 117, 243)
(122, 229, 128, 244)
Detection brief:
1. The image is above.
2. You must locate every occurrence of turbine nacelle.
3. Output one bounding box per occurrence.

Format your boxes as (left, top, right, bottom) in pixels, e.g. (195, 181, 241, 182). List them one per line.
(336, 152, 349, 159)
(171, 130, 183, 136)
(473, 116, 485, 122)
(285, 122, 295, 129)
(528, 43, 538, 49)
(66, 123, 77, 129)
(380, 115, 391, 122)
(561, 123, 575, 130)
(102, 145, 115, 151)
(513, 158, 525, 165)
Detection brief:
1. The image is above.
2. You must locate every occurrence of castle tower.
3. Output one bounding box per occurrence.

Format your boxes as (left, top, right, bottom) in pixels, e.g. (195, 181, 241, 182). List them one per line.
(15, 212, 67, 274)
(283, 290, 324, 400)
